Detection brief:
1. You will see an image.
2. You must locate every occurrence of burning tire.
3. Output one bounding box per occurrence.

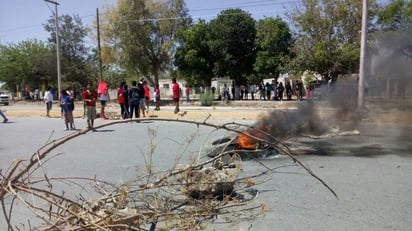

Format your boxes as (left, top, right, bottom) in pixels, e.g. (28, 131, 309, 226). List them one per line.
(204, 135, 280, 161)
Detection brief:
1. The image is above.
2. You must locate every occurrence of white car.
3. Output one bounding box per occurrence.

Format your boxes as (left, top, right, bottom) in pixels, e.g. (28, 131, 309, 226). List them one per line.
(0, 91, 10, 105)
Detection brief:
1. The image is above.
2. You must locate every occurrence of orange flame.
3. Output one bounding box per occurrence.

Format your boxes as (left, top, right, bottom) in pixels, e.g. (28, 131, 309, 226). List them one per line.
(237, 132, 257, 149)
(237, 126, 267, 150)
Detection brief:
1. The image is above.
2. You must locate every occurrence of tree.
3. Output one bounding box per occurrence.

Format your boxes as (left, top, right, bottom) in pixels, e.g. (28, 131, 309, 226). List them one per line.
(287, 0, 379, 82)
(377, 0, 412, 31)
(208, 9, 257, 85)
(100, 0, 191, 86)
(44, 14, 95, 85)
(174, 20, 215, 87)
(0, 40, 54, 93)
(254, 17, 293, 82)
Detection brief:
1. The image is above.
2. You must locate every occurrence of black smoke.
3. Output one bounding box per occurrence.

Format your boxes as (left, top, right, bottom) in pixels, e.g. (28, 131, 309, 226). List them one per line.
(253, 28, 412, 140)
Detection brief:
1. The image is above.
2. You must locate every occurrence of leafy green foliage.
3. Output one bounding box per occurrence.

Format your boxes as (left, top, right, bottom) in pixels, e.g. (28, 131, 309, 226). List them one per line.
(44, 14, 95, 85)
(198, 92, 215, 106)
(175, 20, 214, 87)
(0, 40, 54, 92)
(100, 0, 191, 86)
(208, 9, 257, 84)
(254, 17, 293, 81)
(287, 0, 379, 82)
(377, 0, 412, 31)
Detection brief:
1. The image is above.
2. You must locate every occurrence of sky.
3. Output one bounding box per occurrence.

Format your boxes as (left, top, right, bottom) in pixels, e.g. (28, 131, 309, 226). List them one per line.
(0, 0, 294, 45)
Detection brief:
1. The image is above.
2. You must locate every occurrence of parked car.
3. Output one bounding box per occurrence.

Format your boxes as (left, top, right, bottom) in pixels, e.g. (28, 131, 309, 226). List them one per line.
(0, 91, 10, 105)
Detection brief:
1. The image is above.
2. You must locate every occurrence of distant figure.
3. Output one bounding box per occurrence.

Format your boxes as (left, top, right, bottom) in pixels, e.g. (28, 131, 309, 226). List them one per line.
(44, 86, 53, 117)
(295, 80, 303, 101)
(222, 83, 229, 103)
(277, 82, 284, 101)
(185, 85, 190, 103)
(138, 82, 146, 118)
(0, 108, 8, 123)
(117, 82, 126, 118)
(265, 82, 272, 100)
(143, 80, 150, 112)
(172, 78, 180, 113)
(60, 90, 75, 130)
(99, 88, 108, 120)
(82, 82, 98, 129)
(285, 81, 292, 100)
(249, 84, 255, 100)
(154, 84, 161, 111)
(231, 82, 235, 100)
(240, 84, 245, 100)
(121, 85, 130, 118)
(128, 80, 143, 119)
(34, 87, 40, 101)
(306, 87, 313, 105)
(259, 82, 266, 100)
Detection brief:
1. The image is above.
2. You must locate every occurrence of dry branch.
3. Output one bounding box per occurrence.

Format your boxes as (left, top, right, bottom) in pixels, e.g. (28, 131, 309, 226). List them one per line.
(0, 117, 336, 230)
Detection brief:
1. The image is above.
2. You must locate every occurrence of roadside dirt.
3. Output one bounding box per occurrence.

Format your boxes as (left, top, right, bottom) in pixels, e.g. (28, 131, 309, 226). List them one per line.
(3, 100, 412, 123)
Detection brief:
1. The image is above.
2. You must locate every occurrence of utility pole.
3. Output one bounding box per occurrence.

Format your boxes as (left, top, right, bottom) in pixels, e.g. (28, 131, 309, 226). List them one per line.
(45, 0, 61, 100)
(358, 0, 368, 110)
(97, 8, 103, 82)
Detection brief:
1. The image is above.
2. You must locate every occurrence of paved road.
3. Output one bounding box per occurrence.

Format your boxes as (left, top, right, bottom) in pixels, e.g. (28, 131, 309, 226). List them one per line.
(1, 104, 412, 230)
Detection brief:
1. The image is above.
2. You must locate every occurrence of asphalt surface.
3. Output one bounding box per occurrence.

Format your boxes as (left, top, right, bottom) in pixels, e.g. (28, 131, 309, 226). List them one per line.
(1, 101, 412, 230)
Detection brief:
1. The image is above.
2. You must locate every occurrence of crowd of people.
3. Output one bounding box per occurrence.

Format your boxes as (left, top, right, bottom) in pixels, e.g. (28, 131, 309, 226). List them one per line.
(0, 78, 314, 130)
(115, 77, 181, 121)
(229, 79, 307, 102)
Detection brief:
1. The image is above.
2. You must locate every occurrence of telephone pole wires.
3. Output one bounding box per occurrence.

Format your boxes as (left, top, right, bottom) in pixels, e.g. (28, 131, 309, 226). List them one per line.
(45, 0, 61, 99)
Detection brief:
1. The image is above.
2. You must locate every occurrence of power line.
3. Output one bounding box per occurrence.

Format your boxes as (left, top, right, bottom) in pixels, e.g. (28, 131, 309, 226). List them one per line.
(189, 0, 297, 13)
(188, 0, 297, 20)
(1, 0, 297, 38)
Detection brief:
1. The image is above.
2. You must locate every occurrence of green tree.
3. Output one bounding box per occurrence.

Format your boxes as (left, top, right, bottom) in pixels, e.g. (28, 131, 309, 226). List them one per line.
(0, 40, 54, 93)
(44, 14, 95, 85)
(254, 17, 293, 82)
(208, 8, 257, 85)
(287, 0, 379, 82)
(377, 0, 412, 31)
(100, 0, 191, 86)
(174, 19, 215, 87)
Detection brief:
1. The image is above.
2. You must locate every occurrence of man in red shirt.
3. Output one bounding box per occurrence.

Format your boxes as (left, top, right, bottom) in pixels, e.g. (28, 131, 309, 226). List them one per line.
(172, 78, 180, 114)
(82, 82, 98, 129)
(143, 80, 150, 113)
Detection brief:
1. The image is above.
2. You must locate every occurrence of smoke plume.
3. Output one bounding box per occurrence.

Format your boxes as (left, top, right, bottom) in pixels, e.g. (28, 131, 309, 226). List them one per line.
(254, 28, 412, 139)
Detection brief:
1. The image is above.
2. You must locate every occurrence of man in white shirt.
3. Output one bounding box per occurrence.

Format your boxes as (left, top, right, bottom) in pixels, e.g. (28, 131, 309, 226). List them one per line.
(44, 86, 53, 117)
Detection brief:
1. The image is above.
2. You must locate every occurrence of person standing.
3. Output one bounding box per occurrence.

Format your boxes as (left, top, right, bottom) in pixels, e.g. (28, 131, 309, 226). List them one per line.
(82, 82, 98, 129)
(285, 81, 292, 100)
(265, 82, 272, 100)
(259, 82, 266, 100)
(118, 84, 126, 119)
(172, 78, 180, 113)
(239, 84, 245, 100)
(277, 82, 284, 101)
(295, 80, 303, 101)
(0, 108, 8, 123)
(34, 87, 40, 101)
(117, 82, 126, 118)
(222, 83, 229, 103)
(44, 86, 53, 117)
(60, 90, 75, 130)
(99, 89, 108, 120)
(250, 84, 255, 100)
(185, 85, 190, 103)
(128, 80, 142, 119)
(154, 84, 161, 111)
(143, 80, 150, 113)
